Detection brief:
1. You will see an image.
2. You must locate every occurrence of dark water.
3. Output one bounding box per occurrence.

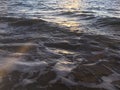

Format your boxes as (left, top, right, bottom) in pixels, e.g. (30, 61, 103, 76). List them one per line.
(0, 0, 120, 90)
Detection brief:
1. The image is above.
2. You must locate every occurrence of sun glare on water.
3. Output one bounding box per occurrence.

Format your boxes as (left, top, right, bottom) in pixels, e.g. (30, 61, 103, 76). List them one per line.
(60, 0, 80, 10)
(53, 0, 82, 32)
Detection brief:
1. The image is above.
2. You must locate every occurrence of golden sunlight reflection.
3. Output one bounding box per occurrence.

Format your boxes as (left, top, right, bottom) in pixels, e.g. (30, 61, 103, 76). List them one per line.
(46, 16, 81, 32)
(59, 0, 81, 11)
(0, 43, 34, 78)
(50, 48, 75, 54)
(60, 20, 80, 31)
(50, 0, 82, 32)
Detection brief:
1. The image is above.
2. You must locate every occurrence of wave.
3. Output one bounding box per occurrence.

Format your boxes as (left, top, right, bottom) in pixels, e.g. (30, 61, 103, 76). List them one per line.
(94, 17, 120, 27)
(0, 0, 120, 89)
(0, 16, 120, 90)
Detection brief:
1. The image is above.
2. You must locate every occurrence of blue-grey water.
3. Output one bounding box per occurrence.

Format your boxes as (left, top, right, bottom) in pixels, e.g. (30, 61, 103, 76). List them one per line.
(0, 0, 120, 90)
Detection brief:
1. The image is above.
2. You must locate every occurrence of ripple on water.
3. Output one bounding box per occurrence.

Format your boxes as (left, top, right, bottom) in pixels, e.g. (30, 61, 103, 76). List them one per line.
(0, 0, 120, 89)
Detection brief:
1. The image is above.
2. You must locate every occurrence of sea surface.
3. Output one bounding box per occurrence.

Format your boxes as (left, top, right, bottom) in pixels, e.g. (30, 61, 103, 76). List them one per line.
(0, 0, 120, 90)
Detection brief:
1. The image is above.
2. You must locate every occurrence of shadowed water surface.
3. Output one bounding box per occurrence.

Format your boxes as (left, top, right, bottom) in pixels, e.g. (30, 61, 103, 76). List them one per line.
(0, 0, 120, 90)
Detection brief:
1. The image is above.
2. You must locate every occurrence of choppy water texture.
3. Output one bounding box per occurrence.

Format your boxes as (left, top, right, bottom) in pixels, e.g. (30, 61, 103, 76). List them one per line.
(0, 0, 120, 90)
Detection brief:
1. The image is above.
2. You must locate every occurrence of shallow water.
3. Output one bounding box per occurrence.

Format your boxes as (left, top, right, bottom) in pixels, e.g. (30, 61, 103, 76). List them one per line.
(0, 0, 120, 90)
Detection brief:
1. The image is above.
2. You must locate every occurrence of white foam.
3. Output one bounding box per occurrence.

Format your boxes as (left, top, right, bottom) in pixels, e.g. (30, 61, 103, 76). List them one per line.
(50, 59, 77, 86)
(53, 60, 76, 77)
(0, 43, 38, 47)
(13, 61, 48, 72)
(60, 76, 78, 86)
(15, 61, 48, 67)
(22, 79, 35, 86)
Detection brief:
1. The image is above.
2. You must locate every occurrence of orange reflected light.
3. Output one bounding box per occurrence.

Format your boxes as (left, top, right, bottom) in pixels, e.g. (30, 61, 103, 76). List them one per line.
(0, 42, 34, 78)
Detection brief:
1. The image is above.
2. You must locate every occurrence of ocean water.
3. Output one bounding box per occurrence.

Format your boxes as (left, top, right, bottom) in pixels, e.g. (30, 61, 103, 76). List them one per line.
(0, 0, 120, 90)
